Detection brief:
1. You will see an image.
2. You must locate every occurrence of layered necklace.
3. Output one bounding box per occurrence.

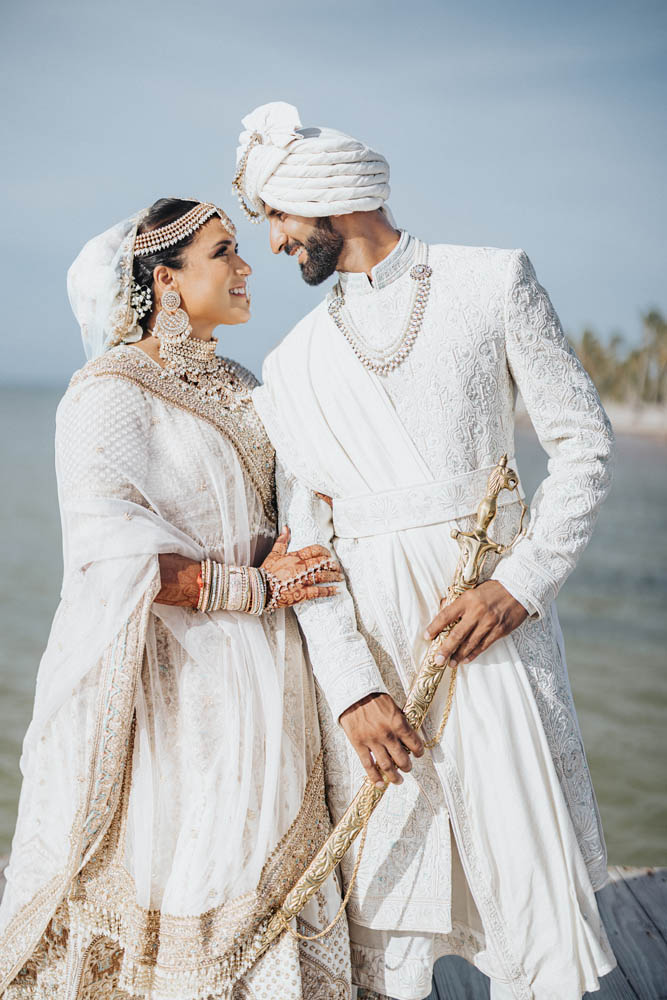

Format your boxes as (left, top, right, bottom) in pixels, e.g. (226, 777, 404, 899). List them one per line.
(157, 334, 248, 406)
(150, 289, 249, 407)
(327, 239, 432, 376)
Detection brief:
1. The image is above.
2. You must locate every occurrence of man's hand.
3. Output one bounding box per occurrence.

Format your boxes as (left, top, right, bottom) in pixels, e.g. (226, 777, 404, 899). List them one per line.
(339, 693, 424, 788)
(424, 580, 528, 666)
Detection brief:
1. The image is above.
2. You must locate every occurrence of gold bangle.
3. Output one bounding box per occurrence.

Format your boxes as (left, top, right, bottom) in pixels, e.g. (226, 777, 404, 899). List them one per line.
(200, 558, 212, 612)
(227, 567, 243, 611)
(248, 567, 264, 615)
(241, 566, 250, 613)
(196, 559, 206, 611)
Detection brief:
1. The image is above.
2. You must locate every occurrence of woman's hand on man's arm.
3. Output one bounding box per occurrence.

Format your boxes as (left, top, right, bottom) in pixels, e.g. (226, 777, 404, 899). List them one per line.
(154, 527, 344, 611)
(261, 526, 344, 608)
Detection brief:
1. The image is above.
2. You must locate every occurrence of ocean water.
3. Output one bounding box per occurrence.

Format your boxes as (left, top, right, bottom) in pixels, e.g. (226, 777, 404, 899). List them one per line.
(0, 387, 665, 864)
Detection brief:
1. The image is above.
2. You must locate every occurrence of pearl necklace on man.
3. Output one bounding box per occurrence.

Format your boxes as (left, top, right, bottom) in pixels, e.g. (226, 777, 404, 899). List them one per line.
(327, 240, 432, 376)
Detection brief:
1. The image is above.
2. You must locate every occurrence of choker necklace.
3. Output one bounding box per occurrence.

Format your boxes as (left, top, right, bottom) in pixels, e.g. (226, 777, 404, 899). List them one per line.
(148, 331, 248, 406)
(326, 240, 432, 376)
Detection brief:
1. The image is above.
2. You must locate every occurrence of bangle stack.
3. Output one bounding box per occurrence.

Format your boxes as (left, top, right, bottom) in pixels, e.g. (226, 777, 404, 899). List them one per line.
(196, 559, 267, 615)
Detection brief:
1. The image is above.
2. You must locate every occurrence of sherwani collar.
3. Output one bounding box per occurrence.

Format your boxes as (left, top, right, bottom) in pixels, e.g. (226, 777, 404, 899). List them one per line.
(337, 229, 416, 296)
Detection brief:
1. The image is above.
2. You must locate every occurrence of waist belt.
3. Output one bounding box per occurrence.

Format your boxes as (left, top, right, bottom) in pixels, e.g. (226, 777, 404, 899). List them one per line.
(332, 460, 524, 539)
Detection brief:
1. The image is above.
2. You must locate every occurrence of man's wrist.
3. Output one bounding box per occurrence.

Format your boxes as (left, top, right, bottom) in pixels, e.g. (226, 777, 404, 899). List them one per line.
(328, 666, 388, 724)
(339, 691, 385, 721)
(491, 569, 543, 620)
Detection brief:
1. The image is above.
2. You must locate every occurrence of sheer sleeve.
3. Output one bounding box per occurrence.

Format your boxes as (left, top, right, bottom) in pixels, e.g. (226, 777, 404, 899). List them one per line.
(57, 375, 151, 508)
(275, 458, 387, 721)
(491, 250, 615, 619)
(55, 375, 198, 583)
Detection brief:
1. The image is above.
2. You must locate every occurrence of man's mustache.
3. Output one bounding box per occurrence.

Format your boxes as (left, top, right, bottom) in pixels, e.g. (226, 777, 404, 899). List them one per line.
(284, 241, 305, 257)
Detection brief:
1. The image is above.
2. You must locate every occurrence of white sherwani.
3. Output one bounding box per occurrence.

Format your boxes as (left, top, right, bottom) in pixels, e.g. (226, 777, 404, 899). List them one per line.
(253, 233, 617, 1000)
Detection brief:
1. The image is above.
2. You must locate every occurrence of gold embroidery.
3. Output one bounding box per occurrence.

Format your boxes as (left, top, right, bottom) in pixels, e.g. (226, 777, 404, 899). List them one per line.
(4, 755, 331, 998)
(69, 346, 276, 524)
(4, 908, 135, 1000)
(296, 902, 352, 1000)
(56, 753, 330, 998)
(0, 583, 159, 992)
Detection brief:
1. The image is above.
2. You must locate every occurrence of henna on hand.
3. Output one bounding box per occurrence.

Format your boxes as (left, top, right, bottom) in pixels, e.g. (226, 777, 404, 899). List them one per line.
(156, 554, 201, 608)
(261, 526, 344, 609)
(155, 526, 344, 614)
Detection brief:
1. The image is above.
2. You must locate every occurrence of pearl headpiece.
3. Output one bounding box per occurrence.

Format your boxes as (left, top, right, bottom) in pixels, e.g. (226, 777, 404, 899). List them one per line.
(232, 133, 265, 222)
(134, 202, 236, 257)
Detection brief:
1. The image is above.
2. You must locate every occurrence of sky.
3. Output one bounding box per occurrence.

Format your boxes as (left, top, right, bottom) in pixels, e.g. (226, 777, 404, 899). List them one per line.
(1, 0, 665, 384)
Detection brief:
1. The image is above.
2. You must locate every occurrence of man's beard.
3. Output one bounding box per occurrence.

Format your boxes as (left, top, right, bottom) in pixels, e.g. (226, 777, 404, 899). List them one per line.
(288, 217, 344, 286)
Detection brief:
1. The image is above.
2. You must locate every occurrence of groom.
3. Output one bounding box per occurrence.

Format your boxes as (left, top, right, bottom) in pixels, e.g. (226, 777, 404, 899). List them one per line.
(233, 102, 616, 1000)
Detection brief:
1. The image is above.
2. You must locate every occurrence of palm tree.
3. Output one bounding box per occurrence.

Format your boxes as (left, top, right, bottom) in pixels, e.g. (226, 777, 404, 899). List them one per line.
(572, 310, 667, 406)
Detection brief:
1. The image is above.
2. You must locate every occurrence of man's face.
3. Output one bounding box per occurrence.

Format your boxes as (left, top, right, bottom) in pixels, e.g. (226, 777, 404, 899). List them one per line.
(265, 207, 344, 286)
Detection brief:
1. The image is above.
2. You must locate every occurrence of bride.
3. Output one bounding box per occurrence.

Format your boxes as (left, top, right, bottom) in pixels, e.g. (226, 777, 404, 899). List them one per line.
(0, 199, 353, 999)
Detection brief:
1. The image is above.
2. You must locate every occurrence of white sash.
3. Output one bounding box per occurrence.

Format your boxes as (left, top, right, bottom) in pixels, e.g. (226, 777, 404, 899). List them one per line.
(333, 463, 524, 538)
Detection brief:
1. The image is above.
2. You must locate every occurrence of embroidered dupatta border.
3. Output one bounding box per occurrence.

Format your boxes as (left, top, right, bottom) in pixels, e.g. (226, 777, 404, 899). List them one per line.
(2, 593, 331, 997)
(0, 575, 160, 991)
(68, 348, 277, 526)
(63, 752, 330, 998)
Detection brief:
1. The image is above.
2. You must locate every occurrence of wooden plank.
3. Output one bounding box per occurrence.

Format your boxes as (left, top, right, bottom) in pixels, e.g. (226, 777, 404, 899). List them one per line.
(584, 965, 640, 1000)
(427, 952, 638, 1000)
(614, 866, 667, 943)
(595, 869, 667, 999)
(426, 869, 661, 1000)
(429, 954, 489, 999)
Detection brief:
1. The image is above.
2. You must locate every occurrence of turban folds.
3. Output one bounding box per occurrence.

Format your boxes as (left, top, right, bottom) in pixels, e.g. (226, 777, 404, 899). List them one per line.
(234, 101, 391, 219)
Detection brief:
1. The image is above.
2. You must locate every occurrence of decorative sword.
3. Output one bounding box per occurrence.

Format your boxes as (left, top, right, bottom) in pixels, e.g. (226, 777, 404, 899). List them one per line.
(258, 454, 527, 954)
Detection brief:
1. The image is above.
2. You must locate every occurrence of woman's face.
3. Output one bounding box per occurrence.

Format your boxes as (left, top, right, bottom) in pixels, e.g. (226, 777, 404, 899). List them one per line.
(160, 217, 252, 328)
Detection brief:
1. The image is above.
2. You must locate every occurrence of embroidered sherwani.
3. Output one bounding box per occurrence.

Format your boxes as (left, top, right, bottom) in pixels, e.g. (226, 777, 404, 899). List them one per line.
(0, 347, 351, 1000)
(253, 233, 617, 1000)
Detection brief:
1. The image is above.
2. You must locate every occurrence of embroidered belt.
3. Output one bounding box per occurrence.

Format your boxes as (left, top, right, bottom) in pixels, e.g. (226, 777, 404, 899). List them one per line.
(333, 460, 524, 539)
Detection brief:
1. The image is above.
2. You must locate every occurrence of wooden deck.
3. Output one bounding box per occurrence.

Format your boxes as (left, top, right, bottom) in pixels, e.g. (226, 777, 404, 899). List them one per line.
(428, 867, 667, 1000)
(1, 862, 665, 996)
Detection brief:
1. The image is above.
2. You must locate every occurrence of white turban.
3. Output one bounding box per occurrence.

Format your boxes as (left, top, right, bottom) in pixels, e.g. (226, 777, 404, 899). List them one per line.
(233, 101, 391, 220)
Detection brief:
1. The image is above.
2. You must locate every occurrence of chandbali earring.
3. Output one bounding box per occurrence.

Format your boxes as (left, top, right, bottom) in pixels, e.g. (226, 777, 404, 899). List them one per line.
(153, 289, 191, 345)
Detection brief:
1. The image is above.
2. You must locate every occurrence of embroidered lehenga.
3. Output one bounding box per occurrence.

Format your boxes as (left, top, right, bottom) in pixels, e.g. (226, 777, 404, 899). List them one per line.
(0, 214, 351, 1000)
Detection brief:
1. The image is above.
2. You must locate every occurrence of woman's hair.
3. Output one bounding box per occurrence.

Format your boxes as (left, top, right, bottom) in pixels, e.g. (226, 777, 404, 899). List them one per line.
(132, 198, 200, 331)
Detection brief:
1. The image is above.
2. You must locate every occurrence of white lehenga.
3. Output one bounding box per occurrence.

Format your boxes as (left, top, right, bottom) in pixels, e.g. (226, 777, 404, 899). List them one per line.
(0, 346, 351, 999)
